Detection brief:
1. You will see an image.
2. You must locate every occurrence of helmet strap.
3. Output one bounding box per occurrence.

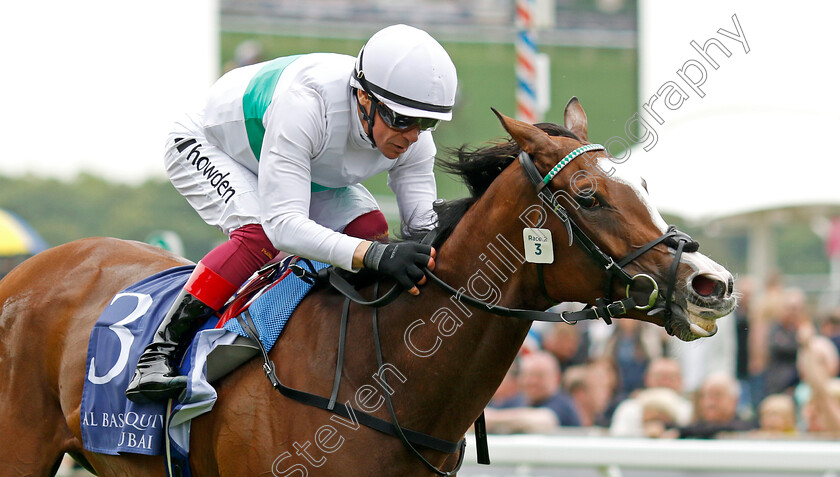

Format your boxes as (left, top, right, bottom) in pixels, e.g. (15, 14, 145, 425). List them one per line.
(354, 87, 378, 148)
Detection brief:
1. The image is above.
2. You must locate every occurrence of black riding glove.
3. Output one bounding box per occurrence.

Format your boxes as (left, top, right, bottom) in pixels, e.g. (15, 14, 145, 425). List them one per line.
(363, 241, 432, 292)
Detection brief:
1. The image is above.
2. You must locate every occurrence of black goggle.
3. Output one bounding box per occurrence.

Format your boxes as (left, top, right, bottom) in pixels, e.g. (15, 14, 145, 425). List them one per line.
(377, 102, 440, 132)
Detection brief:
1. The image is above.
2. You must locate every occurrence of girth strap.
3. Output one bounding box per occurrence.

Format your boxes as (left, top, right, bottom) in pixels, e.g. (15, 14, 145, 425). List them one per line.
(233, 310, 464, 456)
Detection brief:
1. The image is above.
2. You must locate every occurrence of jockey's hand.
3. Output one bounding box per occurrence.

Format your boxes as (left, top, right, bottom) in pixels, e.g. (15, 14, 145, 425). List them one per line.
(363, 242, 435, 295)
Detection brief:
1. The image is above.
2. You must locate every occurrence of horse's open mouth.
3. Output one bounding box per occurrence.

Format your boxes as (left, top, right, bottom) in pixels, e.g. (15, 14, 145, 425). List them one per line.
(668, 295, 736, 341)
(668, 307, 718, 341)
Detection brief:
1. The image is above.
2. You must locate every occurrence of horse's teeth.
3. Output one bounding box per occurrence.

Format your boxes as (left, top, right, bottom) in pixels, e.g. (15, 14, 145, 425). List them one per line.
(690, 315, 718, 336)
(690, 323, 713, 337)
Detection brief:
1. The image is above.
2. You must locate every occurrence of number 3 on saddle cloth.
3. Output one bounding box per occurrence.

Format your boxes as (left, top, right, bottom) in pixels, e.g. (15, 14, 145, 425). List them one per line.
(80, 256, 328, 474)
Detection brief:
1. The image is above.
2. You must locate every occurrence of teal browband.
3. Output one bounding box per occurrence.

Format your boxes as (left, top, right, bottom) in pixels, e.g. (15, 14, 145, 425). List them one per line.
(542, 143, 605, 185)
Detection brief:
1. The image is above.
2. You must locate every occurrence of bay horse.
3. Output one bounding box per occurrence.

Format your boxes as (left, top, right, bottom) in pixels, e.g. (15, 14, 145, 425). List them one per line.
(0, 99, 735, 476)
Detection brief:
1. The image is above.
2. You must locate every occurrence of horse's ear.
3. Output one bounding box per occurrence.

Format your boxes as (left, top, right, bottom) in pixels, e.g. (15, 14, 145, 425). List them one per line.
(564, 97, 589, 142)
(491, 107, 556, 155)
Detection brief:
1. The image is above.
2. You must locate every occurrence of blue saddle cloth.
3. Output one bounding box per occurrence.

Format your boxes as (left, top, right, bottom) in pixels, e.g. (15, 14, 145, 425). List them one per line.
(81, 266, 193, 455)
(80, 259, 329, 457)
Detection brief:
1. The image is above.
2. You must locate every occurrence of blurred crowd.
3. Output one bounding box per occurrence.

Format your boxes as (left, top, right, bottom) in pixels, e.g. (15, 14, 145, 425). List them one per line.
(484, 275, 840, 440)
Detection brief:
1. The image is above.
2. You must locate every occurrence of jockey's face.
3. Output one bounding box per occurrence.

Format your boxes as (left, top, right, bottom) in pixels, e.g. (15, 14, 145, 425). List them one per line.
(356, 90, 421, 160)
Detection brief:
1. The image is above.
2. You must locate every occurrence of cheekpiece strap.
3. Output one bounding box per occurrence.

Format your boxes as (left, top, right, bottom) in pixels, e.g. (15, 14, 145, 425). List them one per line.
(542, 143, 605, 185)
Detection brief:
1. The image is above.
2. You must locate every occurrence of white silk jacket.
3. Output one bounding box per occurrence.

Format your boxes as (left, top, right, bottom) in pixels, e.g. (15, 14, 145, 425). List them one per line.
(194, 53, 438, 270)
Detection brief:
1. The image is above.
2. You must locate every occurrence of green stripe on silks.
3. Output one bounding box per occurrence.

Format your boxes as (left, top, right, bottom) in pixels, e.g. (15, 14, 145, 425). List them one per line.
(311, 183, 343, 193)
(243, 55, 303, 161)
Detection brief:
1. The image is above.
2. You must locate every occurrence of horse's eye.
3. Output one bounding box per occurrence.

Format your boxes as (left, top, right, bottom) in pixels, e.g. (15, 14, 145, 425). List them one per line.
(577, 194, 600, 209)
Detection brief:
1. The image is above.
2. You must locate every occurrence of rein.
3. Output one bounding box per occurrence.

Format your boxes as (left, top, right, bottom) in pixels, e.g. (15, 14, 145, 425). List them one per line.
(240, 142, 700, 475)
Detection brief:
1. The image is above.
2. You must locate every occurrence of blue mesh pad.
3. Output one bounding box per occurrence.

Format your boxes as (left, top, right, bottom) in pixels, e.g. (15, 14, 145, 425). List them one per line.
(223, 260, 329, 351)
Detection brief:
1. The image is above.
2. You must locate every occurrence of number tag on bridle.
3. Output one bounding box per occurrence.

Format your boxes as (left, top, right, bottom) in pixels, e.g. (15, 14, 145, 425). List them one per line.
(523, 228, 554, 263)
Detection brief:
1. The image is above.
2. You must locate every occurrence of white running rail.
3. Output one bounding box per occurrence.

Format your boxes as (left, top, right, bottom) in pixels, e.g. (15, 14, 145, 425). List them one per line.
(463, 434, 840, 477)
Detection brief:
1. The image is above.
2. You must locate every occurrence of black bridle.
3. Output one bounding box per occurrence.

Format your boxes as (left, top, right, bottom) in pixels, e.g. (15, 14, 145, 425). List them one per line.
(516, 147, 699, 329)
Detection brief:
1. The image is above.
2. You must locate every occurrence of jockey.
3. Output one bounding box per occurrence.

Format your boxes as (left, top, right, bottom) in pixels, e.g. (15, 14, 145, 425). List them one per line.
(126, 24, 458, 404)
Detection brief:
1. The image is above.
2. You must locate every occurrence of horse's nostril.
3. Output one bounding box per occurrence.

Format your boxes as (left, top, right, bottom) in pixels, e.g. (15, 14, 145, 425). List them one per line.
(692, 275, 718, 297)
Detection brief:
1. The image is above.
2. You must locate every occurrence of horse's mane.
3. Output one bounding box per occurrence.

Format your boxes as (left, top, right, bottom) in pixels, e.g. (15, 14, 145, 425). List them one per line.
(403, 122, 579, 247)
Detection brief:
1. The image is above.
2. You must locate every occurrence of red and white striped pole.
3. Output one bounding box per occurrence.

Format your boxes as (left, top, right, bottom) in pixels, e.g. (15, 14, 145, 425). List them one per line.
(515, 0, 539, 123)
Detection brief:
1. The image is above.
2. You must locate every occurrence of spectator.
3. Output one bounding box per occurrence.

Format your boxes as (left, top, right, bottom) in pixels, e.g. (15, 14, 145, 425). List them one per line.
(489, 361, 521, 409)
(609, 357, 693, 437)
(818, 307, 840, 358)
(677, 372, 756, 439)
(801, 378, 840, 435)
(603, 319, 663, 398)
(484, 351, 581, 433)
(754, 394, 797, 437)
(542, 322, 588, 372)
(588, 357, 623, 425)
(643, 356, 686, 394)
(797, 322, 840, 434)
(636, 387, 685, 439)
(748, 271, 786, 406)
(765, 288, 809, 395)
(794, 324, 839, 411)
(564, 364, 613, 427)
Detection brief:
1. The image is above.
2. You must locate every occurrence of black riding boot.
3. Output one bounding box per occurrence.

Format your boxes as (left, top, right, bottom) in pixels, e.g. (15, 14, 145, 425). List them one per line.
(125, 290, 213, 404)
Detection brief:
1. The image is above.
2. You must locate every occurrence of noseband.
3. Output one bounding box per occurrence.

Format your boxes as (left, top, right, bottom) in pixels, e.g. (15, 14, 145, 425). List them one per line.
(518, 146, 698, 331)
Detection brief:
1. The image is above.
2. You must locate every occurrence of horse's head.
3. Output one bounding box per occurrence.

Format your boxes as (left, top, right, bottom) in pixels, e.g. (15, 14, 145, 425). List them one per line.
(494, 98, 736, 341)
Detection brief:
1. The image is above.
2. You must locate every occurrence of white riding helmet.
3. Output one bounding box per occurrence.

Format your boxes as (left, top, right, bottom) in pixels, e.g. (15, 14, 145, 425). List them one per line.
(351, 24, 457, 121)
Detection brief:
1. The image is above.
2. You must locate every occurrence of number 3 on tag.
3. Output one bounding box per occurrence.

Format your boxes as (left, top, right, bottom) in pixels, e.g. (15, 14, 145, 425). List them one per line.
(523, 228, 554, 263)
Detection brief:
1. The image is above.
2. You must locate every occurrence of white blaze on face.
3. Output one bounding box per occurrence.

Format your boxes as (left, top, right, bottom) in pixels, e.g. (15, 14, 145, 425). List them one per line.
(597, 157, 668, 233)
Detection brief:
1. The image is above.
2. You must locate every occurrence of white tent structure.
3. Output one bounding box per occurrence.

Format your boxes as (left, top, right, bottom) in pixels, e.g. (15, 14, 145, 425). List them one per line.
(630, 0, 840, 297)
